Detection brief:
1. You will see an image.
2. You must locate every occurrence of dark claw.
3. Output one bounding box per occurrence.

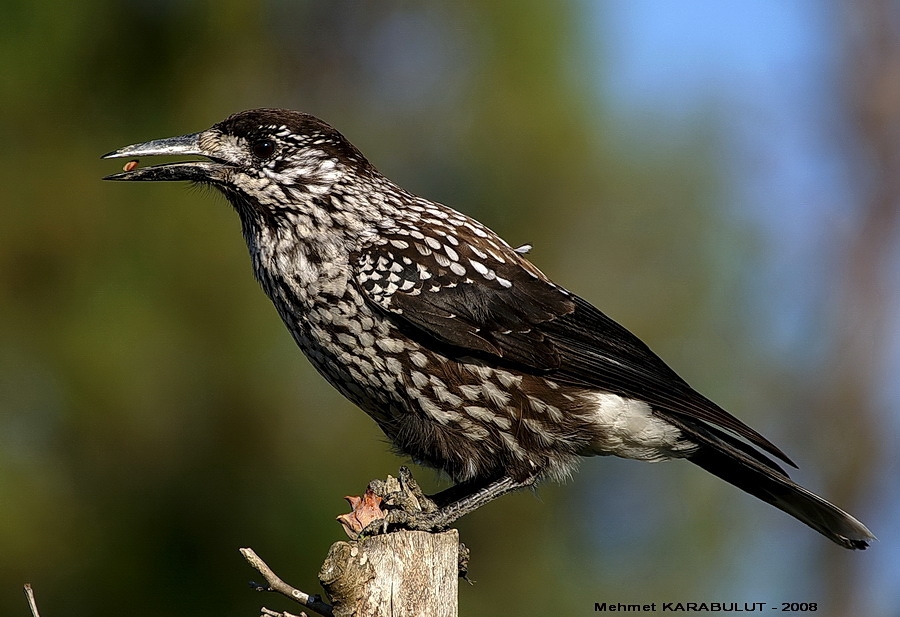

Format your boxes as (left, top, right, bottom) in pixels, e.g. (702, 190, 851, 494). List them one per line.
(248, 580, 271, 592)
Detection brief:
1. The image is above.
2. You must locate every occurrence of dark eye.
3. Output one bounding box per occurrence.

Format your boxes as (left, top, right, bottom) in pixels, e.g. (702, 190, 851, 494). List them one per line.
(250, 138, 276, 160)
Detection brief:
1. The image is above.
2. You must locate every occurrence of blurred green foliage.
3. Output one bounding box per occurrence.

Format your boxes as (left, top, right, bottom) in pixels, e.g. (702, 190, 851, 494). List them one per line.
(0, 1, 876, 615)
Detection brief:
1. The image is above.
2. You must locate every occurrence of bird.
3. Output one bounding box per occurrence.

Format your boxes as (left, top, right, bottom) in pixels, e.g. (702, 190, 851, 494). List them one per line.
(103, 108, 874, 549)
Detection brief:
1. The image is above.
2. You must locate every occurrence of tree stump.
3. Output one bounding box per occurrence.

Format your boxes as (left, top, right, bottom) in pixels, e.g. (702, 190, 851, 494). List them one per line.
(318, 529, 459, 617)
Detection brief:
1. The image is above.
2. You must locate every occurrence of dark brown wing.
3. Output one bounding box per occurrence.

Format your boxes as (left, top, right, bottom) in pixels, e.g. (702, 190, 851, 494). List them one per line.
(355, 231, 573, 367)
(353, 231, 795, 467)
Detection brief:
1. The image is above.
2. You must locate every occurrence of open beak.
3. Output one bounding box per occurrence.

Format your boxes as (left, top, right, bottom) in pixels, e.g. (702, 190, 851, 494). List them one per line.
(102, 132, 223, 182)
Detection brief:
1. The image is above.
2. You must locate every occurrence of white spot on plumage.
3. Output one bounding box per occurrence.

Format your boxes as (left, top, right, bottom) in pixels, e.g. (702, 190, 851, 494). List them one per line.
(523, 418, 554, 445)
(468, 259, 489, 277)
(468, 224, 489, 238)
(492, 415, 512, 430)
(464, 362, 493, 379)
(432, 383, 463, 406)
(418, 396, 456, 424)
(495, 370, 522, 388)
(410, 370, 429, 389)
(464, 405, 493, 422)
(357, 331, 375, 348)
(469, 245, 488, 260)
(376, 338, 405, 353)
(409, 351, 429, 367)
(459, 384, 482, 400)
(482, 380, 511, 407)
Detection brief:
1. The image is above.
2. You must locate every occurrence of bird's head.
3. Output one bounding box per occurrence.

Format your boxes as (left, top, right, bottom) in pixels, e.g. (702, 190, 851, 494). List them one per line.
(103, 109, 372, 206)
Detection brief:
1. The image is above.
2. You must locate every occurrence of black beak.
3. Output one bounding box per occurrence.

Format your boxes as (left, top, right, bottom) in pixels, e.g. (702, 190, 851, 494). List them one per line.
(102, 132, 223, 182)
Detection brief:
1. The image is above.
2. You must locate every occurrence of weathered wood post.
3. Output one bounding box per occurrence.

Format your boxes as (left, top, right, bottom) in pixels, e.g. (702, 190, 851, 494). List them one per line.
(319, 529, 459, 617)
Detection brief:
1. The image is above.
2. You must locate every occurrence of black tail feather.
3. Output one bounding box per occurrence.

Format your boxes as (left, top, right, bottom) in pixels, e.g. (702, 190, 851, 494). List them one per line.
(664, 415, 875, 550)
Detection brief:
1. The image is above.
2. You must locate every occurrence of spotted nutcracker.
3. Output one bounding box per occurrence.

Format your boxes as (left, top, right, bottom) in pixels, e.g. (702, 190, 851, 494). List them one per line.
(103, 109, 874, 549)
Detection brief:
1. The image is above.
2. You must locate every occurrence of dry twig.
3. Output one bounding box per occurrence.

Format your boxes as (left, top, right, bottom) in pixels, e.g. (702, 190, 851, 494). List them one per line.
(23, 584, 41, 617)
(241, 547, 334, 617)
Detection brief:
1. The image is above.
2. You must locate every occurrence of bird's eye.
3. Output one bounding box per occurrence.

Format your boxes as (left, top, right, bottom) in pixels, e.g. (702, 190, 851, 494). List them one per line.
(250, 138, 276, 160)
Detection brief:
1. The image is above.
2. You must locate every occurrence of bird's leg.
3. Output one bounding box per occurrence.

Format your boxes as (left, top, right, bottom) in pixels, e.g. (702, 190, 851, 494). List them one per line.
(362, 470, 537, 534)
(427, 474, 500, 509)
(406, 474, 536, 530)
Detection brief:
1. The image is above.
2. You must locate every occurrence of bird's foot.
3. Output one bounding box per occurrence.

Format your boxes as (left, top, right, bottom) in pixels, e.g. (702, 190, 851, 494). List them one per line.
(337, 467, 439, 538)
(338, 468, 537, 538)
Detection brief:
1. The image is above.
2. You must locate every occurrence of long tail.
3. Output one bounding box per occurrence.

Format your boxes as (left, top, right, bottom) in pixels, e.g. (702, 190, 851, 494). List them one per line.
(667, 416, 875, 550)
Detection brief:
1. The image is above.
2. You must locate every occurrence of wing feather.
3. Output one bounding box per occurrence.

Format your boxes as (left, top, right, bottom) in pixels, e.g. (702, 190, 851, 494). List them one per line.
(353, 236, 795, 467)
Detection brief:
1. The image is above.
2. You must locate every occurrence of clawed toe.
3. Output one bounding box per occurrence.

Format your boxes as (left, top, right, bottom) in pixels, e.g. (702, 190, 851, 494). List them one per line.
(339, 468, 442, 538)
